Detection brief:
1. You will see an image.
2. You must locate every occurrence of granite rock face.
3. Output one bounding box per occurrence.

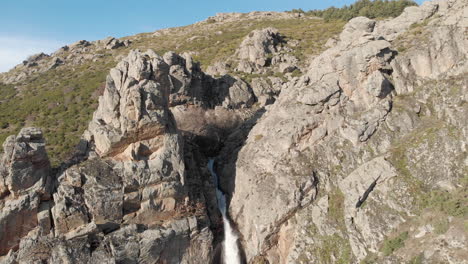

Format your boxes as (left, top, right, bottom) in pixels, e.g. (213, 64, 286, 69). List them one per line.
(0, 1, 467, 263)
(98, 36, 131, 50)
(235, 27, 300, 76)
(222, 1, 468, 263)
(0, 128, 51, 255)
(236, 27, 282, 70)
(0, 127, 51, 197)
(88, 49, 174, 159)
(226, 15, 398, 259)
(0, 51, 217, 263)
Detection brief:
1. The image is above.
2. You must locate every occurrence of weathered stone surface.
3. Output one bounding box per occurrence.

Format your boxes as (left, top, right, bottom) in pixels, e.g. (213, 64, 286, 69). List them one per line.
(0, 193, 40, 255)
(236, 27, 281, 69)
(232, 26, 300, 76)
(222, 1, 468, 263)
(216, 76, 255, 108)
(98, 36, 131, 50)
(52, 168, 90, 236)
(226, 16, 399, 259)
(0, 127, 50, 196)
(296, 75, 341, 106)
(390, 0, 467, 95)
(1, 47, 216, 263)
(139, 218, 213, 264)
(87, 49, 173, 158)
(0, 128, 52, 256)
(337, 157, 400, 259)
(373, 0, 440, 41)
(206, 11, 301, 24)
(206, 61, 230, 76)
(251, 77, 284, 106)
(1, 1, 467, 263)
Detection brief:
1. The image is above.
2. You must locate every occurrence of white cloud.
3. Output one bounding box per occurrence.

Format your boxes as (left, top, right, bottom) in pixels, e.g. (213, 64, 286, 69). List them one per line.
(0, 36, 66, 73)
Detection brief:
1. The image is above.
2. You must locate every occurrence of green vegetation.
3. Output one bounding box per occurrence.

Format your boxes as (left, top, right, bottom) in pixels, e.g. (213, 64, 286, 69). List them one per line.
(388, 115, 444, 209)
(360, 254, 378, 264)
(315, 233, 352, 264)
(0, 60, 112, 165)
(132, 18, 345, 69)
(374, 77, 467, 262)
(305, 222, 353, 264)
(408, 254, 424, 264)
(300, 0, 417, 21)
(433, 217, 450, 235)
(394, 17, 432, 53)
(290, 68, 302, 78)
(389, 118, 468, 216)
(381, 231, 409, 256)
(328, 188, 346, 229)
(409, 18, 430, 29)
(0, 16, 345, 166)
(420, 188, 468, 218)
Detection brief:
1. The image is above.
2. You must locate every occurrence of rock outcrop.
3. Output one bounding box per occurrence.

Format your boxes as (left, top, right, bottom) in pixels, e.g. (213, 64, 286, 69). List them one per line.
(0, 128, 51, 255)
(222, 1, 468, 263)
(235, 27, 300, 75)
(0, 51, 217, 263)
(97, 36, 131, 50)
(0, 1, 467, 263)
(236, 27, 282, 70)
(88, 49, 175, 159)
(0, 36, 131, 84)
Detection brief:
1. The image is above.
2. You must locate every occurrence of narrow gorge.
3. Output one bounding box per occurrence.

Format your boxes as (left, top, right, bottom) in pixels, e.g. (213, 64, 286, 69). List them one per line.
(208, 159, 242, 264)
(0, 0, 466, 263)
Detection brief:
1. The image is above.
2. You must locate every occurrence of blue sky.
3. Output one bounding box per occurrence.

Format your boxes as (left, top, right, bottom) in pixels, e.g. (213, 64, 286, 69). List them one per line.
(0, 0, 426, 72)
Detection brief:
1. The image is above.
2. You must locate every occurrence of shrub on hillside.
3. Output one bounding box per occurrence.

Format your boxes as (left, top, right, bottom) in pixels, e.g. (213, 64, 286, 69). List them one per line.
(303, 0, 417, 21)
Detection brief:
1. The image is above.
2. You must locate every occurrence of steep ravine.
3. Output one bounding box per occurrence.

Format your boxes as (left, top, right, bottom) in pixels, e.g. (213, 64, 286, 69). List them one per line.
(208, 159, 243, 264)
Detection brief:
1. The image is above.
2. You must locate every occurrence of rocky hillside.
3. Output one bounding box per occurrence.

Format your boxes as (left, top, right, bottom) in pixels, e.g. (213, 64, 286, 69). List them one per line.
(0, 0, 467, 263)
(0, 12, 344, 166)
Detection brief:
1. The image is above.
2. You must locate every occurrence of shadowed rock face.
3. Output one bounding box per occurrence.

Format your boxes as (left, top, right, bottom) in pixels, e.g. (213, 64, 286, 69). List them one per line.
(0, 128, 50, 197)
(0, 127, 51, 255)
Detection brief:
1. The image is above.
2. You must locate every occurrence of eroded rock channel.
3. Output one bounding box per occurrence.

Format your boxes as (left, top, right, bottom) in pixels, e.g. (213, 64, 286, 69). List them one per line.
(208, 159, 242, 264)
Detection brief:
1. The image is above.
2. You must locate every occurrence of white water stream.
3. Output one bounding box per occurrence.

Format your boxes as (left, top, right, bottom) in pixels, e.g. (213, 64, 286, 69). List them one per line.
(208, 159, 241, 264)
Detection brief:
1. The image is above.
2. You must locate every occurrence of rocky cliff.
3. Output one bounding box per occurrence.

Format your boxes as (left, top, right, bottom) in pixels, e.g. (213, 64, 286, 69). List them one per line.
(0, 0, 467, 263)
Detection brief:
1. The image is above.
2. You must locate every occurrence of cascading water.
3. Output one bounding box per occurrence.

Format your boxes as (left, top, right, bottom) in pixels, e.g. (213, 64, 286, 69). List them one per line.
(208, 159, 241, 264)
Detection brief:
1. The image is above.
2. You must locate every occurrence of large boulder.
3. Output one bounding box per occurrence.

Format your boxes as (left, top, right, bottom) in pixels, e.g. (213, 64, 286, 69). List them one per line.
(0, 127, 50, 197)
(22, 53, 49, 67)
(236, 27, 282, 72)
(98, 36, 131, 50)
(0, 128, 51, 255)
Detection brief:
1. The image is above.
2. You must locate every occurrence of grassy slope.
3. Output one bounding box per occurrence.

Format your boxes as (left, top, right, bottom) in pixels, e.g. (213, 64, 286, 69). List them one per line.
(0, 17, 345, 166)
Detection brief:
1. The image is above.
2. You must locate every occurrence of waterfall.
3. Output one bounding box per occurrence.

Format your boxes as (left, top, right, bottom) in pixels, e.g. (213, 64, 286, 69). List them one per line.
(208, 159, 241, 264)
